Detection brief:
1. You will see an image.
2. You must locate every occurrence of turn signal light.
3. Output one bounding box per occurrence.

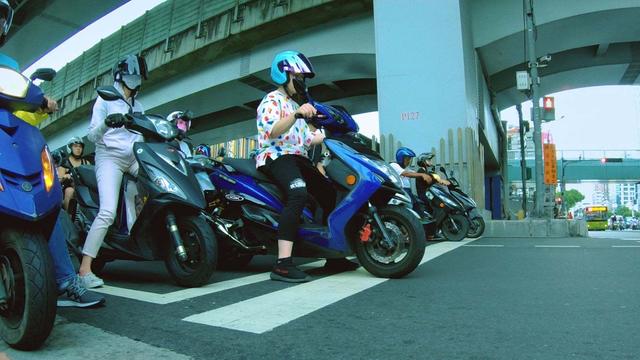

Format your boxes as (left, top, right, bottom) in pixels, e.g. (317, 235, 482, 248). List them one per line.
(41, 147, 55, 192)
(0, 181, 4, 192)
(346, 174, 357, 185)
(439, 203, 445, 208)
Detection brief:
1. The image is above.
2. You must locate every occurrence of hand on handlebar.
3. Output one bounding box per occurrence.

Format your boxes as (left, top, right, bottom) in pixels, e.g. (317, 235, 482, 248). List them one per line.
(105, 113, 132, 128)
(294, 103, 317, 119)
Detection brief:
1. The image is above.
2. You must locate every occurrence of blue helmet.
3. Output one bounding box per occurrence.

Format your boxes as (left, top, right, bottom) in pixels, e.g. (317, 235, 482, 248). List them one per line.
(194, 144, 211, 158)
(270, 51, 315, 85)
(395, 147, 416, 165)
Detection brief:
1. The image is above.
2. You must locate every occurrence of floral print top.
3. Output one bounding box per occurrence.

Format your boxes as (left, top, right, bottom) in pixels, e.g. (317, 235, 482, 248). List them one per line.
(254, 90, 316, 168)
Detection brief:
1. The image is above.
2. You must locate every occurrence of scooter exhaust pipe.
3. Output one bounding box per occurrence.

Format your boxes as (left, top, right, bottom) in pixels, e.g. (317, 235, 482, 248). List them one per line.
(166, 211, 188, 261)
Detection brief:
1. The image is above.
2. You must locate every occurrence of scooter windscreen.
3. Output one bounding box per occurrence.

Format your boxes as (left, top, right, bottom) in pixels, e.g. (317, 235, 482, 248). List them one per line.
(313, 102, 359, 135)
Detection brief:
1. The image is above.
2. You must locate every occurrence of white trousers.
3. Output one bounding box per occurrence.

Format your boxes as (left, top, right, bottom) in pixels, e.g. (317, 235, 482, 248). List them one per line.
(82, 151, 138, 258)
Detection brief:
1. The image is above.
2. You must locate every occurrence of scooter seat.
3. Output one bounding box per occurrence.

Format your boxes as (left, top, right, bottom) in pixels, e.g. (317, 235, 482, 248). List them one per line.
(223, 158, 273, 183)
(76, 165, 98, 190)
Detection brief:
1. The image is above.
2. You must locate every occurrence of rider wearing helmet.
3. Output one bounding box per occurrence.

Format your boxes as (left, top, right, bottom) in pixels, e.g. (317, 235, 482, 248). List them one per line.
(58, 136, 91, 212)
(390, 147, 432, 190)
(255, 51, 355, 283)
(166, 110, 194, 157)
(81, 54, 148, 289)
(0, 0, 104, 308)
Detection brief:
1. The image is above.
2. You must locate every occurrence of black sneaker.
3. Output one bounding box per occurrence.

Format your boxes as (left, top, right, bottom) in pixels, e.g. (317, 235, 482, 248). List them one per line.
(270, 258, 311, 283)
(57, 276, 106, 308)
(323, 258, 360, 273)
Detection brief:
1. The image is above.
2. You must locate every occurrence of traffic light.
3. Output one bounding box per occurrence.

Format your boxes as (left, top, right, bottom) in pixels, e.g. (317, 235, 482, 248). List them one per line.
(542, 96, 555, 122)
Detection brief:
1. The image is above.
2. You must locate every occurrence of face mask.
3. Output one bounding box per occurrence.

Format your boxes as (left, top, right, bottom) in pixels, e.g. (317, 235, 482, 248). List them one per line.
(292, 77, 309, 103)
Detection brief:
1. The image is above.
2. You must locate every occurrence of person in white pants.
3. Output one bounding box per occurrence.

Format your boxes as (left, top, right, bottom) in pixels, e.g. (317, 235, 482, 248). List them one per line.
(78, 54, 148, 289)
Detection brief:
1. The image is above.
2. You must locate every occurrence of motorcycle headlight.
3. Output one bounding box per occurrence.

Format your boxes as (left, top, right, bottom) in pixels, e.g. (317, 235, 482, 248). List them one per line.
(148, 117, 178, 140)
(146, 166, 186, 199)
(0, 67, 30, 98)
(41, 147, 55, 192)
(363, 157, 402, 186)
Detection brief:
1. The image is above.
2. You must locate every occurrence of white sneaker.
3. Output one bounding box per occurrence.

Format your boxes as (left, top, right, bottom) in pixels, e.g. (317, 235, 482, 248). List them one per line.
(78, 272, 104, 289)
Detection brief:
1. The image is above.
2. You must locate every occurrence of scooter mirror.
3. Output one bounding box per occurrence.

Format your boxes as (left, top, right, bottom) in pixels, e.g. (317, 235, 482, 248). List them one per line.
(30, 68, 56, 82)
(96, 86, 125, 102)
(439, 166, 446, 173)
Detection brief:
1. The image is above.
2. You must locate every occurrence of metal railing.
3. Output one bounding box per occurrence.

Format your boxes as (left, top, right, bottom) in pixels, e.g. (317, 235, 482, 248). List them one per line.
(508, 149, 640, 161)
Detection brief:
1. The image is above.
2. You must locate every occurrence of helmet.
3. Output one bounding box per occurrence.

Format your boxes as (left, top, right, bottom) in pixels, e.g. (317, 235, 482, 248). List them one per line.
(113, 54, 148, 90)
(194, 144, 211, 158)
(67, 136, 84, 154)
(395, 147, 416, 165)
(417, 152, 435, 168)
(166, 110, 193, 135)
(0, 0, 12, 46)
(270, 51, 315, 85)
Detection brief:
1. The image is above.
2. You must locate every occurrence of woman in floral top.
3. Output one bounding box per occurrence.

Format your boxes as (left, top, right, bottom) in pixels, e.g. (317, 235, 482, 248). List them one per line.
(255, 51, 357, 283)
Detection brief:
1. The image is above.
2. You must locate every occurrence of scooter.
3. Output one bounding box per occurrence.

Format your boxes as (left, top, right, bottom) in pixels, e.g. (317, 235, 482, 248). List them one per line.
(70, 86, 217, 287)
(439, 166, 485, 238)
(206, 98, 426, 278)
(420, 172, 470, 241)
(0, 67, 59, 349)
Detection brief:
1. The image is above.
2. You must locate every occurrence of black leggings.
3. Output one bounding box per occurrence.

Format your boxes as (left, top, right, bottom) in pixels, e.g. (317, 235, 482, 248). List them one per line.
(261, 154, 335, 242)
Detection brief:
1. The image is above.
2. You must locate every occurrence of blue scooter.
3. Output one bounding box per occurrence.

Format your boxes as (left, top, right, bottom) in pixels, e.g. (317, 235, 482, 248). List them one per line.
(207, 97, 425, 278)
(0, 67, 59, 349)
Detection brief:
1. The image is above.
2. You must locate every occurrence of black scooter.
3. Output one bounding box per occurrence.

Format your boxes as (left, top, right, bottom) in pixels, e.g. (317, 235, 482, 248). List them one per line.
(439, 167, 485, 238)
(420, 177, 470, 242)
(70, 86, 217, 287)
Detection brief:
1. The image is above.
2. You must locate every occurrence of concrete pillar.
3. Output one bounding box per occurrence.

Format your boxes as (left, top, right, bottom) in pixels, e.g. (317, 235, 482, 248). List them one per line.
(373, 0, 477, 156)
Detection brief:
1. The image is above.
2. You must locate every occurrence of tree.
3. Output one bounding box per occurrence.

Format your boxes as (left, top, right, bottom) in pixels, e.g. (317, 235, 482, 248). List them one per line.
(556, 189, 585, 210)
(615, 205, 632, 217)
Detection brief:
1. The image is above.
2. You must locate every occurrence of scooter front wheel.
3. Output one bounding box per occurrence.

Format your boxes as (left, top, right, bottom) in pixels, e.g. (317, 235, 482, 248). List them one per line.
(0, 229, 56, 350)
(164, 215, 217, 287)
(354, 206, 426, 278)
(466, 216, 485, 238)
(441, 214, 470, 241)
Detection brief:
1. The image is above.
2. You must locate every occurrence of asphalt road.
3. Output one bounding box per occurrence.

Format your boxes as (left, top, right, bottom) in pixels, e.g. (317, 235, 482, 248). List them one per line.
(2, 231, 639, 359)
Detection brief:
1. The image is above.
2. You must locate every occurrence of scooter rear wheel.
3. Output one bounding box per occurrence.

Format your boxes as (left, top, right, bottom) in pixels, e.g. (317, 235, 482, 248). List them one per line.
(165, 215, 217, 287)
(441, 214, 470, 241)
(354, 206, 426, 278)
(0, 229, 56, 350)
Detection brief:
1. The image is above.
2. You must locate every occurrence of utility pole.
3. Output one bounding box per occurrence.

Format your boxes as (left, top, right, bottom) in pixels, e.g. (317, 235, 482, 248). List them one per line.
(516, 104, 527, 218)
(524, 0, 545, 218)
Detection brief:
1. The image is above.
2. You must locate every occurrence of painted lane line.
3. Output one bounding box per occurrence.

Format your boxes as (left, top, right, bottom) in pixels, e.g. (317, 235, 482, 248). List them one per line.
(93, 260, 325, 304)
(183, 239, 475, 334)
(611, 245, 640, 248)
(534, 245, 581, 248)
(463, 244, 504, 247)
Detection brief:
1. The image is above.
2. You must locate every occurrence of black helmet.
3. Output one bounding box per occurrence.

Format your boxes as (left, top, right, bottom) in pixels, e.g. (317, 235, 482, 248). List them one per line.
(67, 136, 85, 157)
(0, 0, 14, 46)
(417, 152, 435, 168)
(51, 149, 64, 166)
(113, 54, 148, 90)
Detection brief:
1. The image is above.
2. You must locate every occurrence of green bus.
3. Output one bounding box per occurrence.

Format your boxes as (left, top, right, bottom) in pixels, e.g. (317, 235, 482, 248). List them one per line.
(583, 206, 608, 231)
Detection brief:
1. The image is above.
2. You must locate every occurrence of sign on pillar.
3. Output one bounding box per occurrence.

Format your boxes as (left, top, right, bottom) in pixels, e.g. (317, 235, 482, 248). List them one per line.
(543, 143, 557, 185)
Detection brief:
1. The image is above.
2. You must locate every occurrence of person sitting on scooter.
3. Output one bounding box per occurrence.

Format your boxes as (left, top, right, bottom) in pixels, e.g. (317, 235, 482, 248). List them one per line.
(415, 152, 443, 240)
(0, 0, 104, 308)
(167, 111, 194, 157)
(255, 51, 357, 283)
(58, 136, 91, 214)
(390, 147, 432, 205)
(80, 54, 148, 289)
(194, 144, 212, 158)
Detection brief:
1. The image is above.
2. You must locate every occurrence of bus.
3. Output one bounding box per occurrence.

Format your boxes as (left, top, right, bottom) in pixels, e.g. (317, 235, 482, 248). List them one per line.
(582, 205, 608, 231)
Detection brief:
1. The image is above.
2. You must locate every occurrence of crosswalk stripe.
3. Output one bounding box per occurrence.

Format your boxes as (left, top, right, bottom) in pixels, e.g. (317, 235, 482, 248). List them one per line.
(182, 239, 474, 334)
(534, 245, 581, 248)
(94, 260, 325, 304)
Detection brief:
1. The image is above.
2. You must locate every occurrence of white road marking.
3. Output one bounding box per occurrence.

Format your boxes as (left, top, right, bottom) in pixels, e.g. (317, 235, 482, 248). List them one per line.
(0, 316, 190, 360)
(534, 245, 581, 248)
(463, 244, 504, 247)
(93, 261, 325, 304)
(183, 239, 475, 334)
(611, 245, 640, 248)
